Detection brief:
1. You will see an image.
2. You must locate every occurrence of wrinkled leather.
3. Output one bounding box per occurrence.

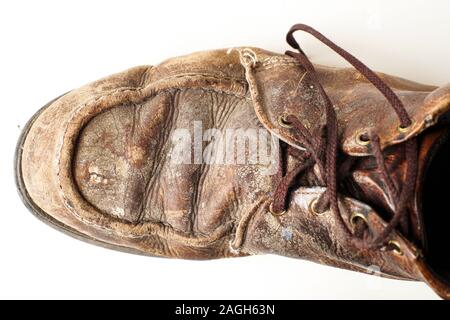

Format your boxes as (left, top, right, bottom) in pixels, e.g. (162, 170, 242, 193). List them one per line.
(19, 48, 450, 298)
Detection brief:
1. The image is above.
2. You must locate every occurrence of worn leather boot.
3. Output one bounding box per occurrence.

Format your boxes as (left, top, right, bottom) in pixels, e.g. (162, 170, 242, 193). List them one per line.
(16, 24, 450, 298)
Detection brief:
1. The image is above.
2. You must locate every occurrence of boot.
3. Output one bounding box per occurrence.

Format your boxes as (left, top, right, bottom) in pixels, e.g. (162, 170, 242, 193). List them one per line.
(16, 24, 450, 298)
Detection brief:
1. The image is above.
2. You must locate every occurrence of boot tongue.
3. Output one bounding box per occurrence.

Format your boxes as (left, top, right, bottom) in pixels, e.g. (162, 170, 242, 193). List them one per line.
(351, 124, 450, 246)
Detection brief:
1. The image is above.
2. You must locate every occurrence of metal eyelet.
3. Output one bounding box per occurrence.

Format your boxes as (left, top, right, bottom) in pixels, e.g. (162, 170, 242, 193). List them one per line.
(309, 198, 326, 216)
(398, 120, 415, 134)
(269, 202, 286, 216)
(278, 115, 293, 128)
(356, 131, 371, 146)
(350, 212, 369, 229)
(387, 240, 404, 256)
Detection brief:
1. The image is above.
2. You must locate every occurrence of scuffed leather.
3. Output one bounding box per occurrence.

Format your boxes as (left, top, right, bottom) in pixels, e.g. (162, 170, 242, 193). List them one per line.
(20, 48, 450, 297)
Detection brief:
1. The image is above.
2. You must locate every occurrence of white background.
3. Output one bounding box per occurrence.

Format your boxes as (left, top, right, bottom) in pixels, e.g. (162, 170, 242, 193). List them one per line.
(0, 0, 448, 299)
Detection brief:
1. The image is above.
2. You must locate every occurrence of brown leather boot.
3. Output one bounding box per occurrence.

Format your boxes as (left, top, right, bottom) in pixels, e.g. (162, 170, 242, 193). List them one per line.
(16, 24, 450, 298)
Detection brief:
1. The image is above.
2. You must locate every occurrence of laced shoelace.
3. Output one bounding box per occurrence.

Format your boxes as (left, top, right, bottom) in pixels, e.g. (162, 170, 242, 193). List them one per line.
(270, 24, 418, 249)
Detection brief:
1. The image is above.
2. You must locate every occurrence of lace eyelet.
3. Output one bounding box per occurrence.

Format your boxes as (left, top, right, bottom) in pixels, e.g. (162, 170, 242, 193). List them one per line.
(356, 131, 371, 146)
(309, 198, 326, 216)
(269, 202, 286, 216)
(387, 240, 404, 256)
(398, 121, 415, 134)
(278, 115, 293, 128)
(350, 212, 368, 228)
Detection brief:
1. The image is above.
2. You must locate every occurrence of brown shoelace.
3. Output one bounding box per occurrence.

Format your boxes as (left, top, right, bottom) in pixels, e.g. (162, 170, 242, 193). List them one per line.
(271, 24, 418, 249)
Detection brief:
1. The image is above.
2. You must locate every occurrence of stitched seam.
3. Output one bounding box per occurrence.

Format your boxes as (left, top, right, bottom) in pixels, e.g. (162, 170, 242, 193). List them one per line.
(146, 72, 248, 86)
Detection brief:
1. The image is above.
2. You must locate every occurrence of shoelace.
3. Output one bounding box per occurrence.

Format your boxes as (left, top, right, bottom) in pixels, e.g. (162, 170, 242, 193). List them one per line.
(270, 24, 418, 249)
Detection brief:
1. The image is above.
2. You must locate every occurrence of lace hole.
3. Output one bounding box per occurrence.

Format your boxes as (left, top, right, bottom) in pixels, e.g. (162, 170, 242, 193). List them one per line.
(356, 132, 371, 146)
(398, 121, 414, 133)
(269, 202, 286, 216)
(278, 115, 293, 128)
(309, 198, 325, 216)
(387, 240, 404, 256)
(350, 212, 368, 229)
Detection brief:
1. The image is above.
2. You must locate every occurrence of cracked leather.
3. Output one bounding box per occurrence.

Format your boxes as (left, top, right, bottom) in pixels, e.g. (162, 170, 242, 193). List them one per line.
(19, 47, 450, 298)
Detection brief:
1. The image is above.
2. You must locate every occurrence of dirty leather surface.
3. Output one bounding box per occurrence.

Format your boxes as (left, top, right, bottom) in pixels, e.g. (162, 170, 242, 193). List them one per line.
(20, 48, 450, 297)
